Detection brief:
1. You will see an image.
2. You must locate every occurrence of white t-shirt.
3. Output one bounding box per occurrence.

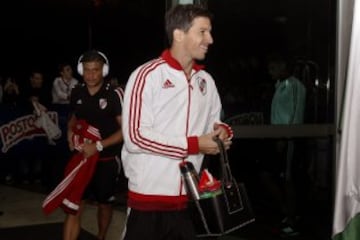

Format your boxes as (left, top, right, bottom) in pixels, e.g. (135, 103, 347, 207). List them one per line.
(51, 77, 79, 104)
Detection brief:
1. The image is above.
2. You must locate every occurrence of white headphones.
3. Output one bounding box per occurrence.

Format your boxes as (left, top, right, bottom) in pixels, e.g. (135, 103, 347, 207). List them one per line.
(77, 51, 110, 77)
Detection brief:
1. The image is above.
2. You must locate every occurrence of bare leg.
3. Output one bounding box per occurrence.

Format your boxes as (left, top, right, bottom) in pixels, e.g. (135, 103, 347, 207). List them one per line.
(63, 202, 84, 240)
(97, 203, 113, 240)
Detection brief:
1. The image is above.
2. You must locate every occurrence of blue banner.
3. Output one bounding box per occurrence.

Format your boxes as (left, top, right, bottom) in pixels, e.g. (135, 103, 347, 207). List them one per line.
(0, 104, 71, 159)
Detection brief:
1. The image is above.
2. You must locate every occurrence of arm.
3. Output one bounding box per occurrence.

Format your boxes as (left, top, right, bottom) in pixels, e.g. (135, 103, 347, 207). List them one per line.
(52, 78, 69, 102)
(82, 115, 122, 158)
(202, 78, 233, 151)
(67, 113, 77, 151)
(290, 79, 306, 124)
(97, 115, 123, 149)
(122, 67, 191, 159)
(82, 88, 123, 158)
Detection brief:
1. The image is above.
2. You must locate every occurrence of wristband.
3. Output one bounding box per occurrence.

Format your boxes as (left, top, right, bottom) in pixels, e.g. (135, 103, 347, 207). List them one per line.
(96, 141, 103, 152)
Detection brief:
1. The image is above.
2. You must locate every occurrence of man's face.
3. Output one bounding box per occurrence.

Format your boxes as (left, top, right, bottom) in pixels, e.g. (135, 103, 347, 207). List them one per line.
(268, 62, 286, 80)
(30, 73, 43, 88)
(61, 65, 73, 80)
(182, 16, 213, 61)
(82, 61, 103, 87)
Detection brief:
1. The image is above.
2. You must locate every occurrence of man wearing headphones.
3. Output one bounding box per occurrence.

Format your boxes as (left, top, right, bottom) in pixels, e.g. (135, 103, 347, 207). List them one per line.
(64, 50, 123, 240)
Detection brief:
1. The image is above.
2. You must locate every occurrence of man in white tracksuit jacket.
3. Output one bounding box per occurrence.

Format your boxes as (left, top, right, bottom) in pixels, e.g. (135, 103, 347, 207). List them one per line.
(121, 4, 233, 240)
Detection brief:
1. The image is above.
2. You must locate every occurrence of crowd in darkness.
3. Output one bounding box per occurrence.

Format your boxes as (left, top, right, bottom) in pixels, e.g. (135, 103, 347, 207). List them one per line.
(0, 67, 70, 188)
(0, 63, 124, 188)
(0, 1, 328, 124)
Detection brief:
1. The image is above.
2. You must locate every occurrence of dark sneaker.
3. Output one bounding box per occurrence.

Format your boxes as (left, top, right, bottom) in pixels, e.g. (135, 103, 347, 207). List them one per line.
(280, 225, 300, 238)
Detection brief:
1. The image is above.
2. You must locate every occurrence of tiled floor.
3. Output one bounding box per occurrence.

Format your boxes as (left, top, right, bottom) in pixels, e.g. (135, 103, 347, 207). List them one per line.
(0, 181, 332, 240)
(0, 183, 125, 240)
(0, 182, 247, 240)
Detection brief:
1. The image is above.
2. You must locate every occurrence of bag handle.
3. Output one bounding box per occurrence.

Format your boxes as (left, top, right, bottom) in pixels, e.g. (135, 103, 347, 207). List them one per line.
(213, 136, 234, 187)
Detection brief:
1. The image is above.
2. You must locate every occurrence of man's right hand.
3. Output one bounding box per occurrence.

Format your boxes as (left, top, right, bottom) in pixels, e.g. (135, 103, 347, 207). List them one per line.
(198, 129, 231, 155)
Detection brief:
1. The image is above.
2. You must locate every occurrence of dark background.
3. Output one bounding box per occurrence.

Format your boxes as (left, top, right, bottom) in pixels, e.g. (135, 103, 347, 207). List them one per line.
(0, 0, 165, 84)
(0, 0, 335, 115)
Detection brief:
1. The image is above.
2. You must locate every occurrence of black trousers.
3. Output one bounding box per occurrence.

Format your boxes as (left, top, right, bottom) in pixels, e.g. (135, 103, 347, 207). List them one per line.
(122, 208, 197, 240)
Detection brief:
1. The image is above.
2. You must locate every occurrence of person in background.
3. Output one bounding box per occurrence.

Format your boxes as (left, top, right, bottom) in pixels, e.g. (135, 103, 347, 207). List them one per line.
(19, 70, 51, 184)
(2, 76, 20, 106)
(52, 63, 79, 104)
(269, 55, 306, 125)
(21, 70, 51, 110)
(63, 50, 123, 240)
(259, 54, 307, 237)
(50, 63, 79, 190)
(1, 76, 21, 184)
(120, 4, 232, 240)
(109, 76, 120, 88)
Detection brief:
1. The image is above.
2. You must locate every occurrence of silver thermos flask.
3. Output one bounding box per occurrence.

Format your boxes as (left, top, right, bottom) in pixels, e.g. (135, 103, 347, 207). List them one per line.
(179, 161, 200, 200)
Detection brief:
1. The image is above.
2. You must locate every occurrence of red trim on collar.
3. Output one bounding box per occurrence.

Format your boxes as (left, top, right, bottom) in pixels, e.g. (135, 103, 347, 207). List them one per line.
(160, 49, 204, 71)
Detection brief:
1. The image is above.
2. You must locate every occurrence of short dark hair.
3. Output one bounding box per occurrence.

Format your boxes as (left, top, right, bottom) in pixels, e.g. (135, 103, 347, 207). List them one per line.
(267, 53, 295, 73)
(165, 4, 213, 46)
(58, 63, 71, 73)
(30, 69, 44, 78)
(79, 50, 107, 64)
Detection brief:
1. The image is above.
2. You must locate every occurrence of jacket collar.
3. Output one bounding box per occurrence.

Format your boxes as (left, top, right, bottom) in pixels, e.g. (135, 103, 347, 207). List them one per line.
(160, 49, 204, 72)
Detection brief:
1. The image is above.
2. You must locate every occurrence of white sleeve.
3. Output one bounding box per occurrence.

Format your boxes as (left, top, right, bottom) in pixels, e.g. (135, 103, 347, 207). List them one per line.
(52, 78, 68, 103)
(122, 67, 188, 160)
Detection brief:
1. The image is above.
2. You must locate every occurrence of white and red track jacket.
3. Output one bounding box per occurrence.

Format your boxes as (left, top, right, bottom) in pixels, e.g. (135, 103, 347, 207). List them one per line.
(121, 49, 233, 211)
